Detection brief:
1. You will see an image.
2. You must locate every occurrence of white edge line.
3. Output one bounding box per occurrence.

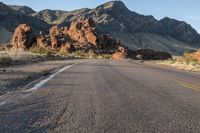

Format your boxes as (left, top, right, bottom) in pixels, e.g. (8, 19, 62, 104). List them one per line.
(26, 63, 75, 92)
(0, 62, 78, 106)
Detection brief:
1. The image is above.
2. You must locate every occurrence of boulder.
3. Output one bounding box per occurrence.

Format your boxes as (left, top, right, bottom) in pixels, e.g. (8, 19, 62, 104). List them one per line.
(112, 46, 129, 60)
(112, 51, 128, 60)
(12, 24, 36, 49)
(67, 19, 99, 45)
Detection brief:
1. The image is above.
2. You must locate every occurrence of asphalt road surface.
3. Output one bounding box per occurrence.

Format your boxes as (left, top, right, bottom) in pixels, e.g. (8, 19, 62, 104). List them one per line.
(0, 59, 200, 133)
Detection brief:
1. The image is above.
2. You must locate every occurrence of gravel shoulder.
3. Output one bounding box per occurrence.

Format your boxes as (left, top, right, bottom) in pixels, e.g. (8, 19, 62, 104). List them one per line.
(0, 58, 83, 95)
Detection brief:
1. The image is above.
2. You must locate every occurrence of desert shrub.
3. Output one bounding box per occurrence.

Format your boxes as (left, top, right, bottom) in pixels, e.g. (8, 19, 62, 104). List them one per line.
(46, 51, 55, 58)
(102, 54, 111, 59)
(0, 56, 13, 66)
(185, 58, 199, 65)
(29, 45, 51, 55)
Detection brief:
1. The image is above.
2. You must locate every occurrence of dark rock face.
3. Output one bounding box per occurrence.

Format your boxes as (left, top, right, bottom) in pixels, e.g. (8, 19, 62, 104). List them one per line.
(9, 5, 36, 15)
(12, 24, 36, 49)
(159, 17, 200, 45)
(133, 49, 172, 60)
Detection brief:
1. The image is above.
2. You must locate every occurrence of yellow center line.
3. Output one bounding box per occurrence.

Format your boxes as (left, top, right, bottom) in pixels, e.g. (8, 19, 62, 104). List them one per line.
(139, 69, 200, 91)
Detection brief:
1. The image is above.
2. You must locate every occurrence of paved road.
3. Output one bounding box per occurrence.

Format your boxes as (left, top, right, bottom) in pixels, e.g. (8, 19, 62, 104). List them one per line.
(0, 59, 200, 133)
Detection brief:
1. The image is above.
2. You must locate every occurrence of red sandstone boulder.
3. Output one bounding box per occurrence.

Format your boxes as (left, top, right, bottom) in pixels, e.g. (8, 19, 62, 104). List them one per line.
(12, 24, 36, 49)
(185, 49, 200, 62)
(112, 46, 129, 60)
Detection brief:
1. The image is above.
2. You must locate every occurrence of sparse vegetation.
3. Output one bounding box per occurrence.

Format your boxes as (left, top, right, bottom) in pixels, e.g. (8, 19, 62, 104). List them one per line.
(156, 56, 200, 72)
(29, 45, 54, 55)
(0, 56, 13, 66)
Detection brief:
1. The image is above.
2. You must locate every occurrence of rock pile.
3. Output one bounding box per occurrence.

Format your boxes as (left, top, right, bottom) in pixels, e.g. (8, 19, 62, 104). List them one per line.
(11, 19, 172, 60)
(133, 49, 172, 60)
(11, 18, 127, 56)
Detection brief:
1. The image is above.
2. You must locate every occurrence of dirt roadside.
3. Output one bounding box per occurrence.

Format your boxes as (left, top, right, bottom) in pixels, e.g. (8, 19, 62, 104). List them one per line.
(0, 59, 83, 96)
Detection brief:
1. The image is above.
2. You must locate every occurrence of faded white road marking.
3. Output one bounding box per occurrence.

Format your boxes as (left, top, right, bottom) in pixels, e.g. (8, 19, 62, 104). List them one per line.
(0, 63, 77, 107)
(26, 64, 74, 92)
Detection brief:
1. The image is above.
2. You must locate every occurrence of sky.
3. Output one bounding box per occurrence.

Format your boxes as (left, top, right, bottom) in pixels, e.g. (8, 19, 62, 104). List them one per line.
(1, 0, 200, 33)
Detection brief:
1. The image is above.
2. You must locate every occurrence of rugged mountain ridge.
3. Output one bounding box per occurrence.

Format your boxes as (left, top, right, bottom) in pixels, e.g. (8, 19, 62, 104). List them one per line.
(9, 5, 36, 15)
(1, 1, 200, 54)
(0, 2, 50, 43)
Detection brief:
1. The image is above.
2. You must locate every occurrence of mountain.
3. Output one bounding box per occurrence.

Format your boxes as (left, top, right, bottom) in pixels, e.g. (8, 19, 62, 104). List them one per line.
(1, 1, 200, 54)
(32, 8, 90, 25)
(9, 5, 36, 15)
(0, 2, 50, 43)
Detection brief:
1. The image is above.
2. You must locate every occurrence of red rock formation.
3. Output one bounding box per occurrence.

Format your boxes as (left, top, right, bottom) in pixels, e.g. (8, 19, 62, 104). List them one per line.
(12, 24, 36, 49)
(185, 49, 200, 62)
(67, 19, 99, 45)
(59, 43, 75, 53)
(36, 35, 49, 48)
(49, 25, 60, 48)
(49, 25, 72, 48)
(10, 20, 132, 60)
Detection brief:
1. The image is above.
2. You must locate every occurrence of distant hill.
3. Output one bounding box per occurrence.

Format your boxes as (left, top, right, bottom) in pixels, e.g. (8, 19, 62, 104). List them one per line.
(1, 1, 200, 54)
(0, 2, 50, 43)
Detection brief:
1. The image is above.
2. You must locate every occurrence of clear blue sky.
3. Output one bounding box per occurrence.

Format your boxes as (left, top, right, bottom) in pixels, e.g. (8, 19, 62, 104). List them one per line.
(1, 0, 200, 33)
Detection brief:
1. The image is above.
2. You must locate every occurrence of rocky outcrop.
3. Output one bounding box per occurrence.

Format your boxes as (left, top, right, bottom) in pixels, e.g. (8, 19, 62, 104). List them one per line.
(45, 18, 126, 56)
(36, 35, 49, 48)
(49, 25, 72, 48)
(10, 20, 172, 61)
(12, 24, 36, 49)
(133, 49, 172, 60)
(59, 43, 75, 53)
